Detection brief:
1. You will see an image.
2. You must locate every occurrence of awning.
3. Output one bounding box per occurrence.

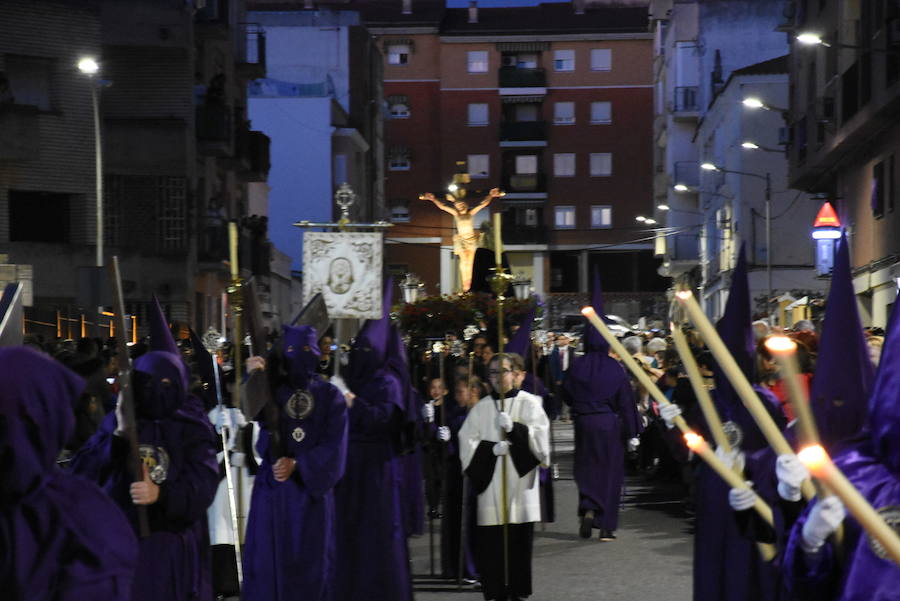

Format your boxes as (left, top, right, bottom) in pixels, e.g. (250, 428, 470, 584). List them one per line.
(501, 95, 545, 104)
(496, 42, 550, 52)
(388, 146, 411, 159)
(387, 94, 409, 105)
(385, 37, 414, 49)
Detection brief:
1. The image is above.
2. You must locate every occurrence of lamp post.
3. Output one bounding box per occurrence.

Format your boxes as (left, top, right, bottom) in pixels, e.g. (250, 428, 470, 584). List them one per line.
(795, 32, 900, 54)
(511, 274, 532, 301)
(701, 162, 773, 312)
(400, 273, 424, 304)
(78, 57, 107, 269)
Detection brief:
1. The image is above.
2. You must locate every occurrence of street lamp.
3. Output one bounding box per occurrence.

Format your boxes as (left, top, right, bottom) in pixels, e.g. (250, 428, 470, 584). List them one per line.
(400, 273, 425, 304)
(742, 141, 783, 153)
(795, 31, 900, 54)
(511, 274, 532, 301)
(742, 96, 790, 117)
(657, 204, 670, 211)
(78, 56, 109, 269)
(635, 215, 646, 222)
(673, 183, 691, 192)
(701, 162, 774, 312)
(796, 32, 826, 46)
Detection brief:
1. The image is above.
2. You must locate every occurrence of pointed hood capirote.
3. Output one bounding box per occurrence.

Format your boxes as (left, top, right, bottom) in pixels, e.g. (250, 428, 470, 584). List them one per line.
(713, 245, 755, 412)
(867, 288, 900, 476)
(504, 305, 536, 357)
(0, 347, 85, 500)
(347, 277, 393, 388)
(282, 324, 320, 389)
(148, 295, 181, 357)
(811, 232, 875, 449)
(583, 267, 610, 354)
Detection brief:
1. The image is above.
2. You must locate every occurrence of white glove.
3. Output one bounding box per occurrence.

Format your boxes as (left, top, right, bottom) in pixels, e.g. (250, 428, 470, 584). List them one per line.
(715, 446, 745, 473)
(776, 454, 810, 502)
(660, 403, 682, 429)
(728, 483, 758, 511)
(627, 437, 640, 452)
(114, 393, 126, 436)
(422, 401, 435, 423)
(214, 406, 229, 435)
(230, 451, 247, 467)
(801, 496, 846, 553)
(493, 441, 510, 456)
(437, 426, 451, 442)
(330, 375, 350, 396)
(496, 412, 513, 433)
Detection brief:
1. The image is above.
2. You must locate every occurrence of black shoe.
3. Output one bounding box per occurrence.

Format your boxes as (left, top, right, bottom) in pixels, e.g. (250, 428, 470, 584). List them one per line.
(598, 529, 617, 541)
(579, 510, 594, 539)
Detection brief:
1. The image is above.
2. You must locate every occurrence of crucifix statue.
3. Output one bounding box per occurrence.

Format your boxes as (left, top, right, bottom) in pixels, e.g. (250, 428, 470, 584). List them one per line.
(420, 186, 503, 292)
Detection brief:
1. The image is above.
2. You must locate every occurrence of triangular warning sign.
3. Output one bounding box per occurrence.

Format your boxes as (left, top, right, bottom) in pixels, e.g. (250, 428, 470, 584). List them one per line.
(813, 202, 841, 228)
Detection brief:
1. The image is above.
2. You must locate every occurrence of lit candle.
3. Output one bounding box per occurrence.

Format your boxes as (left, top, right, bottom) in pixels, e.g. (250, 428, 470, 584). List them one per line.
(493, 212, 503, 267)
(685, 432, 775, 531)
(798, 445, 900, 566)
(765, 336, 821, 447)
(671, 322, 732, 454)
(676, 292, 798, 453)
(582, 307, 687, 432)
(228, 221, 239, 279)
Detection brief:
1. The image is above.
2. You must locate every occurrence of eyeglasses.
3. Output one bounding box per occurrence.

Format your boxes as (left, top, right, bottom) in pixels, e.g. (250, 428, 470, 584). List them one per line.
(488, 369, 512, 375)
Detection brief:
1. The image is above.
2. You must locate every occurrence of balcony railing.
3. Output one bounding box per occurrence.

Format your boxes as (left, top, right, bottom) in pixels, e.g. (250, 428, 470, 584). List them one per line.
(502, 173, 547, 193)
(0, 104, 40, 161)
(499, 67, 547, 88)
(499, 120, 547, 141)
(673, 86, 699, 112)
(502, 224, 548, 245)
(238, 23, 266, 80)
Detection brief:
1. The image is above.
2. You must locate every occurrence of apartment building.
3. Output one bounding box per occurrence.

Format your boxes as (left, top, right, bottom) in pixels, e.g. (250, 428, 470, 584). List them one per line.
(0, 0, 271, 336)
(787, 0, 900, 327)
(365, 0, 666, 318)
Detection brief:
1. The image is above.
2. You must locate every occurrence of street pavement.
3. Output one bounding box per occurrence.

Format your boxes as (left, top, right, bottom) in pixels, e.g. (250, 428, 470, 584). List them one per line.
(410, 421, 694, 601)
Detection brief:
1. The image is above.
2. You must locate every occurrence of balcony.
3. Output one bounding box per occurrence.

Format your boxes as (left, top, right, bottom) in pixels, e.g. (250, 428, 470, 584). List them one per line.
(503, 224, 548, 245)
(0, 104, 39, 162)
(237, 23, 266, 81)
(499, 67, 546, 89)
(196, 104, 232, 156)
(503, 173, 546, 193)
(499, 121, 547, 142)
(672, 86, 699, 119)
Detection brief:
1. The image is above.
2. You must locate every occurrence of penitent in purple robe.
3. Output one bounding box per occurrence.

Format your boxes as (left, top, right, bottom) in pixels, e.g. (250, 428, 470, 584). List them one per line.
(243, 325, 348, 601)
(693, 246, 783, 601)
(0, 347, 137, 601)
(564, 269, 642, 532)
(70, 350, 219, 601)
(334, 280, 414, 601)
(783, 283, 900, 601)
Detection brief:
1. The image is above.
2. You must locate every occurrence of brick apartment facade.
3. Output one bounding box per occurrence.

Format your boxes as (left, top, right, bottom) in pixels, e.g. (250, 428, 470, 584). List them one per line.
(363, 0, 667, 316)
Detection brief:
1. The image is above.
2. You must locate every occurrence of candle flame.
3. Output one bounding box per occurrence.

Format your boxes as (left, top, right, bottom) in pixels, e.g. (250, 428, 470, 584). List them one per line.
(675, 290, 692, 300)
(684, 432, 704, 450)
(765, 335, 797, 354)
(797, 445, 829, 474)
(581, 306, 596, 317)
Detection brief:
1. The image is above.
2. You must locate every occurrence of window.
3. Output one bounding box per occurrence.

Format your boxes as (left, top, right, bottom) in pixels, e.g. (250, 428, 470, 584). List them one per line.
(467, 154, 489, 178)
(515, 155, 538, 174)
(388, 147, 411, 171)
(158, 177, 187, 251)
(387, 44, 410, 66)
(9, 190, 70, 242)
(554, 49, 575, 72)
(591, 48, 612, 71)
(390, 200, 410, 223)
(554, 206, 576, 229)
(468, 103, 489, 126)
(591, 205, 612, 228)
(513, 103, 539, 122)
(389, 103, 410, 118)
(5, 55, 53, 110)
(590, 101, 612, 124)
(468, 51, 489, 73)
(553, 153, 576, 177)
(553, 101, 575, 124)
(590, 152, 612, 176)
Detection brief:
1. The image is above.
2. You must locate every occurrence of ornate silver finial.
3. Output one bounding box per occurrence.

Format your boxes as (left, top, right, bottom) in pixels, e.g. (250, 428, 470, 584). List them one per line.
(335, 183, 356, 227)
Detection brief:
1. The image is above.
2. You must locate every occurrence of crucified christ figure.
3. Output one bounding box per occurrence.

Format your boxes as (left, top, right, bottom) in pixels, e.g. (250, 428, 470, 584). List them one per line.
(420, 188, 502, 292)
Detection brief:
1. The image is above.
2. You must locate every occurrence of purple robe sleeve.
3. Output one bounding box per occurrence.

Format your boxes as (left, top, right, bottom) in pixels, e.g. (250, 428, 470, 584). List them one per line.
(783, 508, 840, 600)
(294, 381, 348, 498)
(68, 413, 132, 502)
(348, 377, 404, 437)
(613, 376, 643, 438)
(154, 420, 219, 526)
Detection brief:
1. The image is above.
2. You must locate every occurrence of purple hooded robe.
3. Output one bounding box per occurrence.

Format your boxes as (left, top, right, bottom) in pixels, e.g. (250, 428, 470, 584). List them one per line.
(783, 284, 900, 601)
(0, 347, 137, 601)
(333, 281, 414, 601)
(242, 325, 348, 601)
(564, 270, 643, 531)
(70, 350, 219, 601)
